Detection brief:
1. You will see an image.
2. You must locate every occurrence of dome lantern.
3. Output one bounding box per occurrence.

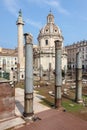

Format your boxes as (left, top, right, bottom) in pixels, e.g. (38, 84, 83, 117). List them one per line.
(47, 11, 54, 24)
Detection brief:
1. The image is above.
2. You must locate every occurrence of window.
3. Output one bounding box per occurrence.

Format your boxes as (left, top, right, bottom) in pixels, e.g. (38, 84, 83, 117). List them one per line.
(22, 74, 24, 78)
(11, 67, 13, 71)
(45, 40, 48, 45)
(82, 55, 84, 59)
(55, 30, 57, 32)
(15, 62, 17, 65)
(46, 29, 48, 32)
(79, 48, 81, 51)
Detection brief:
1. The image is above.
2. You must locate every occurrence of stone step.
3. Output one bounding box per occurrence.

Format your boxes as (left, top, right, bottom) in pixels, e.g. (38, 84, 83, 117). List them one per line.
(0, 117, 25, 130)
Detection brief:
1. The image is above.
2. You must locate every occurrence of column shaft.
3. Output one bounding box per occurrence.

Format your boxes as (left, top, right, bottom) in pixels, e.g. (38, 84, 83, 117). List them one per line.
(24, 33, 34, 117)
(55, 40, 62, 108)
(76, 52, 83, 103)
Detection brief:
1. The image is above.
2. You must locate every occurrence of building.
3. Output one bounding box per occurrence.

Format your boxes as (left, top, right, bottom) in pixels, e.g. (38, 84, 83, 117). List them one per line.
(0, 47, 18, 80)
(0, 47, 17, 71)
(65, 40, 87, 71)
(33, 12, 67, 72)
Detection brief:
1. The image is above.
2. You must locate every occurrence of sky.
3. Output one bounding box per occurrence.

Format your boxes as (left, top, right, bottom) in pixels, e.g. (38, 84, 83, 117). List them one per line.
(0, 0, 87, 49)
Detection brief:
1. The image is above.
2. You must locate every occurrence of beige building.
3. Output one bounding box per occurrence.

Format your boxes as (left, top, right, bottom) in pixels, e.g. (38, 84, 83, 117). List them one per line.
(0, 47, 18, 80)
(33, 12, 67, 72)
(65, 40, 87, 71)
(0, 47, 17, 71)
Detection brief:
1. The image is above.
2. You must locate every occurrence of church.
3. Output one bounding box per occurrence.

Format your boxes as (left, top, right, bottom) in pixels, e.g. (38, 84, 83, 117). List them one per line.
(33, 11, 67, 72)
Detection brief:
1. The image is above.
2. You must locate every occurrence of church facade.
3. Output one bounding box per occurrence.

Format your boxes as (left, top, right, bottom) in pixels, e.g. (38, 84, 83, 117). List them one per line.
(33, 12, 67, 72)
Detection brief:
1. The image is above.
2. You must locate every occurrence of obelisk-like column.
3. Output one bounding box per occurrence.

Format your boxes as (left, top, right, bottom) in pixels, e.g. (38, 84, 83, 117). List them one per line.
(75, 52, 83, 103)
(16, 10, 24, 81)
(23, 33, 34, 117)
(55, 40, 62, 108)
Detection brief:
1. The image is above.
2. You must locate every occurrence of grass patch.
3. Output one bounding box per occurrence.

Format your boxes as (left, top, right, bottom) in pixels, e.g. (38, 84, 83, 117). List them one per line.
(35, 85, 54, 107)
(15, 80, 87, 120)
(35, 85, 84, 114)
(62, 99, 83, 112)
(40, 98, 54, 107)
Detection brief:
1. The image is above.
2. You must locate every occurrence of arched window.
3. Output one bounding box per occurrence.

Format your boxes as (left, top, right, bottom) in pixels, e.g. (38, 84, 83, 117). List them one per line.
(45, 40, 48, 45)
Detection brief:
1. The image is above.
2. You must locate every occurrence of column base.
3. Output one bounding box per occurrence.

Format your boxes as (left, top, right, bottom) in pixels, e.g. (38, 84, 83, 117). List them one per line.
(23, 112, 34, 121)
(76, 100, 83, 104)
(55, 98, 62, 109)
(23, 112, 34, 117)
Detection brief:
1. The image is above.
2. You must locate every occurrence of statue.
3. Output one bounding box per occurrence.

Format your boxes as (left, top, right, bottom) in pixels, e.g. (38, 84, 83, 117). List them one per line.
(19, 9, 22, 17)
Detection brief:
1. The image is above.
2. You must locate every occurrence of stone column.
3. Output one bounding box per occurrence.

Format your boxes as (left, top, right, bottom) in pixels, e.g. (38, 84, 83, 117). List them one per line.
(3, 59, 6, 71)
(16, 10, 24, 80)
(23, 33, 34, 117)
(48, 63, 51, 81)
(10, 70, 13, 81)
(55, 40, 62, 108)
(17, 63, 20, 82)
(75, 52, 83, 103)
(40, 64, 43, 81)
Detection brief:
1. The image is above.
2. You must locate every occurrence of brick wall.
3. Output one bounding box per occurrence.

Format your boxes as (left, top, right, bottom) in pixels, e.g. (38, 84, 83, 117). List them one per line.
(0, 81, 15, 120)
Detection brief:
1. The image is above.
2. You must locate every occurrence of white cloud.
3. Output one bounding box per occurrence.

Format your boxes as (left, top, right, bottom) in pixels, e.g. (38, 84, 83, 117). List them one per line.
(3, 0, 19, 16)
(27, 0, 69, 15)
(57, 4, 70, 15)
(26, 18, 42, 29)
(44, 0, 59, 7)
(44, 0, 69, 15)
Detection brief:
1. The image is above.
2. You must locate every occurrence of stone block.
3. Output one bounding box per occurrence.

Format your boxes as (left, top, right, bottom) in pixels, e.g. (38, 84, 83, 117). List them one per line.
(0, 81, 15, 120)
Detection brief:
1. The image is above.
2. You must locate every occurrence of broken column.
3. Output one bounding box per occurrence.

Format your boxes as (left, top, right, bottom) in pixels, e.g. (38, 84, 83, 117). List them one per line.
(40, 64, 43, 81)
(55, 40, 62, 108)
(17, 63, 20, 82)
(48, 63, 51, 81)
(10, 70, 13, 81)
(75, 51, 83, 103)
(3, 59, 6, 71)
(23, 33, 34, 117)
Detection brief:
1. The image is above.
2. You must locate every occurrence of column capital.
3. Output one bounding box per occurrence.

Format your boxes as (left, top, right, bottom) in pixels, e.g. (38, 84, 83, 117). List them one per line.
(55, 40, 62, 50)
(24, 33, 33, 44)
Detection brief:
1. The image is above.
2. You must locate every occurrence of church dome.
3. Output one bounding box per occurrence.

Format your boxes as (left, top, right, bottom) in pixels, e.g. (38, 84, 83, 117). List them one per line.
(38, 12, 63, 40)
